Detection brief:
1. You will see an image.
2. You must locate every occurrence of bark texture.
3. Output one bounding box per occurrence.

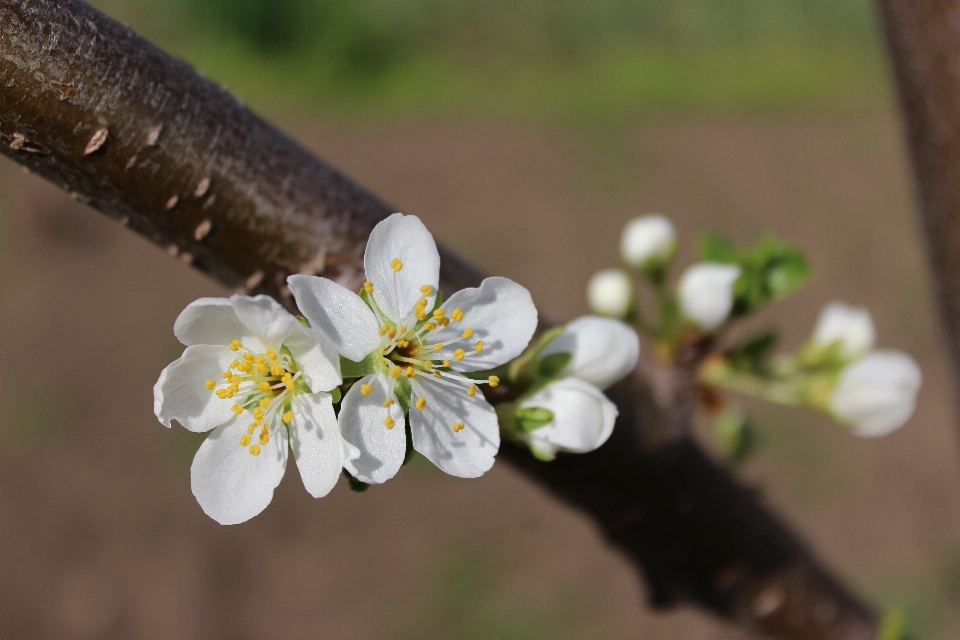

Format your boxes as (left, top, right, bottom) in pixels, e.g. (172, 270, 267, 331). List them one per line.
(0, 1, 878, 637)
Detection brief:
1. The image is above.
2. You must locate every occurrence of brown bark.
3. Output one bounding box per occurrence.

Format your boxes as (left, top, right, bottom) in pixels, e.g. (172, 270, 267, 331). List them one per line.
(0, 1, 878, 637)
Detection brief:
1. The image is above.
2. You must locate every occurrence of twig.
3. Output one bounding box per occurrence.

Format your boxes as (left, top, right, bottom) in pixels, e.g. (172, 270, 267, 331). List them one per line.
(0, 1, 877, 637)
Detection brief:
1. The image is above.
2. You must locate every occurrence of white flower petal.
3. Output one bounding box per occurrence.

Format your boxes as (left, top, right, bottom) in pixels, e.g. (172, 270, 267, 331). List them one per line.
(284, 323, 342, 392)
(174, 297, 265, 352)
(154, 345, 237, 432)
(540, 315, 639, 390)
(520, 378, 617, 454)
(230, 295, 296, 353)
(586, 269, 633, 318)
(290, 392, 344, 498)
(811, 301, 876, 358)
(364, 213, 440, 323)
(338, 373, 407, 484)
(431, 277, 538, 372)
(410, 378, 499, 478)
(190, 416, 288, 525)
(830, 349, 922, 437)
(288, 275, 381, 362)
(677, 263, 741, 331)
(620, 214, 676, 269)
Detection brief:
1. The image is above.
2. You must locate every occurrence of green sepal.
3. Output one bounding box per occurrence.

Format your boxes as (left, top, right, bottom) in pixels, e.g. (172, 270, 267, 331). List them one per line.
(538, 352, 571, 378)
(343, 469, 370, 492)
(329, 387, 342, 404)
(402, 420, 415, 466)
(515, 406, 555, 433)
(529, 446, 556, 462)
(296, 315, 309, 327)
(431, 289, 444, 313)
(508, 326, 566, 383)
(340, 352, 379, 379)
(394, 376, 412, 414)
(726, 330, 778, 375)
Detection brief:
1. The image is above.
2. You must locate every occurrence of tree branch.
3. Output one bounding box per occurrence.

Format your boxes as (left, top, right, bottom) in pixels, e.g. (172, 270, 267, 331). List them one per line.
(0, 1, 877, 637)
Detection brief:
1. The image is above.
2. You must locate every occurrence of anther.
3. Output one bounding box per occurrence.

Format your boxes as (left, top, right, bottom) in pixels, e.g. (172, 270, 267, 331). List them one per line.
(229, 360, 240, 369)
(391, 258, 403, 272)
(253, 408, 264, 419)
(259, 381, 272, 393)
(416, 298, 428, 308)
(425, 322, 437, 330)
(454, 349, 465, 361)
(248, 422, 257, 434)
(282, 411, 294, 424)
(216, 389, 228, 399)
(399, 326, 407, 333)
(442, 360, 450, 367)
(420, 285, 433, 295)
(405, 366, 415, 378)
(441, 318, 450, 327)
(231, 404, 243, 414)
(475, 341, 485, 353)
(205, 379, 216, 390)
(363, 281, 374, 294)
(230, 339, 243, 351)
(468, 384, 477, 397)
(391, 365, 402, 378)
(384, 416, 395, 429)
(433, 343, 443, 351)
(271, 364, 284, 376)
(259, 397, 271, 409)
(240, 435, 251, 446)
(360, 384, 373, 396)
(452, 422, 465, 433)
(434, 371, 441, 377)
(433, 308, 445, 320)
(249, 445, 261, 456)
(243, 352, 255, 362)
(415, 397, 427, 411)
(461, 328, 473, 339)
(259, 432, 270, 445)
(488, 376, 500, 387)
(266, 348, 276, 359)
(451, 308, 464, 322)
(382, 398, 394, 407)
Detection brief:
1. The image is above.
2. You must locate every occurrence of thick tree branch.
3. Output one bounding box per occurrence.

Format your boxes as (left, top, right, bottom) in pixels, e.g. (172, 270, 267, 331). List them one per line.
(0, 1, 876, 637)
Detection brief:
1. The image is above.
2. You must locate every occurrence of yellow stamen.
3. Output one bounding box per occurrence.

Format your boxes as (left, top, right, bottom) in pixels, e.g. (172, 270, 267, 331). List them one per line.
(433, 308, 445, 320)
(243, 352, 255, 362)
(256, 363, 268, 373)
(391, 258, 403, 272)
(231, 403, 243, 414)
(363, 281, 374, 294)
(382, 398, 394, 407)
(399, 326, 407, 333)
(259, 381, 272, 393)
(415, 397, 426, 410)
(259, 432, 270, 445)
(255, 355, 265, 364)
(416, 298, 428, 308)
(271, 363, 284, 376)
(397, 340, 409, 348)
(253, 408, 264, 419)
(384, 416, 395, 429)
(259, 397, 271, 409)
(266, 348, 277, 359)
(388, 326, 397, 339)
(424, 322, 437, 330)
(205, 379, 216, 390)
(248, 422, 257, 434)
(216, 389, 228, 399)
(452, 422, 465, 433)
(221, 371, 231, 380)
(282, 411, 294, 424)
(391, 365, 402, 378)
(475, 341, 485, 353)
(434, 371, 442, 377)
(451, 308, 464, 322)
(416, 309, 427, 320)
(380, 326, 390, 336)
(420, 285, 433, 295)
(454, 349, 465, 361)
(360, 384, 373, 396)
(249, 444, 261, 456)
(405, 366, 415, 378)
(230, 339, 243, 351)
(440, 318, 450, 327)
(461, 328, 473, 339)
(229, 360, 239, 369)
(467, 384, 477, 397)
(433, 343, 443, 351)
(442, 360, 450, 367)
(240, 435, 251, 446)
(488, 375, 500, 387)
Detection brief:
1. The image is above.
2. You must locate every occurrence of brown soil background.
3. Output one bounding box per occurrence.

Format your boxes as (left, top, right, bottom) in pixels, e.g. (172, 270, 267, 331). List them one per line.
(1, 111, 959, 638)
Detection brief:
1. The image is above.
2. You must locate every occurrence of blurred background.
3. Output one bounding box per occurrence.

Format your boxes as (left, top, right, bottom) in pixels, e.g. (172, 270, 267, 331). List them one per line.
(1, 0, 959, 637)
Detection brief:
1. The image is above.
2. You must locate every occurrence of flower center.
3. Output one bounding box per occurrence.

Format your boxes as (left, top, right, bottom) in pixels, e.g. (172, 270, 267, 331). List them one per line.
(203, 341, 304, 456)
(363, 280, 501, 434)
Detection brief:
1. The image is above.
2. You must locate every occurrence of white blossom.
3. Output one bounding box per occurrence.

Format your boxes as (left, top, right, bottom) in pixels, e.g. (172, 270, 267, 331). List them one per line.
(811, 301, 875, 358)
(289, 213, 537, 483)
(620, 214, 677, 270)
(154, 295, 349, 525)
(539, 315, 639, 390)
(829, 349, 922, 437)
(519, 378, 618, 459)
(586, 268, 633, 318)
(678, 262, 741, 331)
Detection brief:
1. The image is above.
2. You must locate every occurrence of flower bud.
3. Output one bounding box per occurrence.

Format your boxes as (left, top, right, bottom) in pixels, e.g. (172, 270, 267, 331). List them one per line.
(586, 269, 633, 318)
(677, 263, 741, 331)
(518, 378, 618, 459)
(811, 301, 875, 358)
(539, 315, 639, 390)
(620, 214, 677, 270)
(829, 350, 922, 437)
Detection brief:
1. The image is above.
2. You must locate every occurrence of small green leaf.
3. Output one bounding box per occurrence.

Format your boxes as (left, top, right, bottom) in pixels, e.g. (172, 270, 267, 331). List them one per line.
(699, 232, 739, 263)
(340, 352, 379, 379)
(296, 315, 309, 327)
(515, 406, 555, 432)
(329, 387, 342, 404)
(431, 289, 444, 313)
(394, 376, 412, 414)
(538, 352, 572, 378)
(343, 470, 370, 492)
(727, 330, 779, 374)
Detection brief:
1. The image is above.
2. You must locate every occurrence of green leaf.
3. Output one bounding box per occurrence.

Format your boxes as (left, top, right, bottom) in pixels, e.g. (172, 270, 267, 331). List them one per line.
(329, 387, 342, 404)
(340, 352, 379, 379)
(538, 352, 571, 378)
(394, 376, 412, 414)
(699, 232, 739, 263)
(727, 330, 779, 374)
(515, 406, 555, 432)
(343, 469, 370, 492)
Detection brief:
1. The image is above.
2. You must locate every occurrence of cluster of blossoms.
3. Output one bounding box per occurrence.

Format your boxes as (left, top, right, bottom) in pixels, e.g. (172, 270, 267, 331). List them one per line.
(155, 214, 639, 524)
(587, 213, 922, 451)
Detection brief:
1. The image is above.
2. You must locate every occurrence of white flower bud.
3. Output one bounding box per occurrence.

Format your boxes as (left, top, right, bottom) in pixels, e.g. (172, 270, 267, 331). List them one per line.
(677, 263, 741, 331)
(811, 301, 875, 358)
(829, 350, 922, 437)
(586, 269, 633, 318)
(620, 214, 677, 270)
(539, 315, 639, 390)
(519, 378, 618, 459)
